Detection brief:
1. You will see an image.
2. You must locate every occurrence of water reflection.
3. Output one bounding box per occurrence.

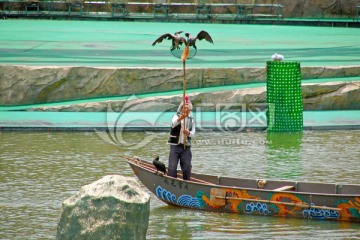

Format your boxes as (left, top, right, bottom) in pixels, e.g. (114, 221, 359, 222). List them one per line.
(266, 132, 303, 179)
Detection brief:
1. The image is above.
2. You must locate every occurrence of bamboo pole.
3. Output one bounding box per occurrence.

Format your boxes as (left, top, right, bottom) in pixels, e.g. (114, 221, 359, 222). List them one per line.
(182, 60, 187, 149)
(181, 46, 189, 149)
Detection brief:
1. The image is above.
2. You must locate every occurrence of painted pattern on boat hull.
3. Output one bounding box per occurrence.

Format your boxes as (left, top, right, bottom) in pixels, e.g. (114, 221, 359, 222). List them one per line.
(156, 185, 360, 221)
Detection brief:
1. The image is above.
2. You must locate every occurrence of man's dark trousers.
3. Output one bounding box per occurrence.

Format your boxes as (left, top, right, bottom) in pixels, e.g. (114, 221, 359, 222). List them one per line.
(168, 144, 192, 180)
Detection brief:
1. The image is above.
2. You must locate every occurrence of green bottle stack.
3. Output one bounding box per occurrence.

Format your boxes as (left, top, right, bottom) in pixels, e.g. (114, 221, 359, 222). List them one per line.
(266, 61, 303, 132)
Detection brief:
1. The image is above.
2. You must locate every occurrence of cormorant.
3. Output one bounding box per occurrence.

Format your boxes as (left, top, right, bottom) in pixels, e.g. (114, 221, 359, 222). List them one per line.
(152, 31, 186, 51)
(185, 30, 214, 49)
(152, 155, 167, 175)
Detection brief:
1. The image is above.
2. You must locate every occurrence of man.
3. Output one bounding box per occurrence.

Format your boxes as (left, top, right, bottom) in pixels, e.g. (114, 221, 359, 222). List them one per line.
(167, 100, 195, 180)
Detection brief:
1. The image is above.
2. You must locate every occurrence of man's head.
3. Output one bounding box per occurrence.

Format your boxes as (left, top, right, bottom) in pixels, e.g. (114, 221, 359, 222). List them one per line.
(177, 98, 193, 113)
(181, 104, 191, 115)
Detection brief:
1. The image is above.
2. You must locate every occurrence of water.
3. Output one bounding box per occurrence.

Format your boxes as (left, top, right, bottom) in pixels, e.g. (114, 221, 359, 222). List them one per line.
(1, 130, 359, 239)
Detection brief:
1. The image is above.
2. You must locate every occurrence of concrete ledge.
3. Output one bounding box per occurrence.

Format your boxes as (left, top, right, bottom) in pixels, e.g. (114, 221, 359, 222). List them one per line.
(0, 110, 359, 131)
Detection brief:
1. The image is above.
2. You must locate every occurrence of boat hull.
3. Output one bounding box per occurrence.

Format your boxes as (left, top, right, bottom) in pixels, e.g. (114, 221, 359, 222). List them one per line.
(127, 158, 360, 222)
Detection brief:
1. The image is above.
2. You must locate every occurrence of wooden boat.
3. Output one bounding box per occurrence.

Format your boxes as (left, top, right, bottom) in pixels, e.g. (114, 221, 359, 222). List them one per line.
(125, 156, 360, 222)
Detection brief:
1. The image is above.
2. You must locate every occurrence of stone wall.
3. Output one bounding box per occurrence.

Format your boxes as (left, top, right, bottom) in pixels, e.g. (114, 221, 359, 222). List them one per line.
(260, 0, 358, 18)
(1, 65, 359, 106)
(1, 0, 357, 18)
(22, 81, 360, 112)
(129, 0, 359, 18)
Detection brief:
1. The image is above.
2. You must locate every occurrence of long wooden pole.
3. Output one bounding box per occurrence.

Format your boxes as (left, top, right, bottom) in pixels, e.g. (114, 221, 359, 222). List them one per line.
(181, 46, 189, 149)
(182, 60, 187, 149)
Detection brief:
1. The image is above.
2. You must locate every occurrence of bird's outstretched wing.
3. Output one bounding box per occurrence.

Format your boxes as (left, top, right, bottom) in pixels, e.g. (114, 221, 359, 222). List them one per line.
(152, 33, 174, 46)
(196, 30, 214, 44)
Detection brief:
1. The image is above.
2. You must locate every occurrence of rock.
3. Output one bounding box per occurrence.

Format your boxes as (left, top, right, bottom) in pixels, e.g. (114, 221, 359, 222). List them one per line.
(106, 0, 360, 18)
(1, 65, 359, 106)
(25, 81, 360, 112)
(56, 175, 150, 240)
(301, 66, 360, 80)
(303, 0, 343, 18)
(279, 0, 357, 18)
(303, 81, 360, 110)
(302, 81, 346, 98)
(7, 0, 357, 18)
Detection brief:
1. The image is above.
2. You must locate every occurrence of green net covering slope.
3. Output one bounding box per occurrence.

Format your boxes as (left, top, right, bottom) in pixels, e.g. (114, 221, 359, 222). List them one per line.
(266, 61, 303, 132)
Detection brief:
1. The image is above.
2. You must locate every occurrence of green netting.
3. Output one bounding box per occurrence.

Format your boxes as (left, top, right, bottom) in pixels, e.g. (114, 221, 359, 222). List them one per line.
(266, 61, 303, 132)
(1, 20, 360, 67)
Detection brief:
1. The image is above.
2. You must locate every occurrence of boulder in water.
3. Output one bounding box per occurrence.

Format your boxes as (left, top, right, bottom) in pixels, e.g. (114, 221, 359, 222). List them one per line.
(56, 175, 150, 240)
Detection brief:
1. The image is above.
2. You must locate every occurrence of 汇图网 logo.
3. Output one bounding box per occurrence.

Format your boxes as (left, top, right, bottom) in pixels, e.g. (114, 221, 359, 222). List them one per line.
(95, 96, 269, 149)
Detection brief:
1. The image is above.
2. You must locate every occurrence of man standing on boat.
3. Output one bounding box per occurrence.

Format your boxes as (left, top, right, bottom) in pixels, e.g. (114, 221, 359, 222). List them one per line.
(167, 97, 195, 181)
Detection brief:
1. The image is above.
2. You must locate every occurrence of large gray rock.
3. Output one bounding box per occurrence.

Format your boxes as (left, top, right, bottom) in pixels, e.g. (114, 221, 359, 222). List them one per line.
(56, 175, 150, 240)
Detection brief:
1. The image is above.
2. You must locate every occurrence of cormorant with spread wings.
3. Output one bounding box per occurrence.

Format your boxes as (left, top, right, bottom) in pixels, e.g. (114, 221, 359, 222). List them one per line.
(185, 30, 214, 49)
(152, 31, 186, 51)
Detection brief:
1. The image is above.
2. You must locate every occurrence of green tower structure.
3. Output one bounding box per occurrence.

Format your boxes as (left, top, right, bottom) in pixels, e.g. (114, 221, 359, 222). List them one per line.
(266, 61, 303, 132)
